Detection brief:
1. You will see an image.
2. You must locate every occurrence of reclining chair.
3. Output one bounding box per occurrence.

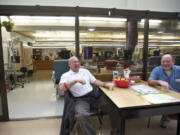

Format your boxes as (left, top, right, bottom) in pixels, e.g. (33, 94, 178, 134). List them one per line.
(53, 60, 69, 98)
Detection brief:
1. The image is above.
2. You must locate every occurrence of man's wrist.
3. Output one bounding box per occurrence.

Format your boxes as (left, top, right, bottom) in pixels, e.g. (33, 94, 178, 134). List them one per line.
(74, 80, 78, 83)
(64, 83, 69, 90)
(158, 80, 162, 85)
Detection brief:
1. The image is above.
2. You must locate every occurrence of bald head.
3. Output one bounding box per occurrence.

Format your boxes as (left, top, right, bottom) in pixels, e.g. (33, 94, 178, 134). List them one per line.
(68, 56, 80, 72)
(162, 54, 174, 62)
(161, 54, 174, 71)
(68, 56, 78, 64)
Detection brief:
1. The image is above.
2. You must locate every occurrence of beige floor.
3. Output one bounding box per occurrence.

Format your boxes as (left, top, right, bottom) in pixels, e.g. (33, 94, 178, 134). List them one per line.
(0, 115, 178, 135)
(7, 70, 64, 120)
(3, 70, 178, 135)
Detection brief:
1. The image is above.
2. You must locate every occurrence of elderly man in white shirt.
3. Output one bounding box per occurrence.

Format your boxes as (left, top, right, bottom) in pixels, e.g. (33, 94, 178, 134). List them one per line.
(59, 56, 120, 135)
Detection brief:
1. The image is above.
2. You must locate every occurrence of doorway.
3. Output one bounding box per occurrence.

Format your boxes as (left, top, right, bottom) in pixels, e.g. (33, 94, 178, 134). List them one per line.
(1, 15, 76, 120)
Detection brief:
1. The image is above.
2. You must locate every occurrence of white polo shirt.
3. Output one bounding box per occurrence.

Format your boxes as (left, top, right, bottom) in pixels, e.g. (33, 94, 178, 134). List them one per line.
(59, 68, 96, 97)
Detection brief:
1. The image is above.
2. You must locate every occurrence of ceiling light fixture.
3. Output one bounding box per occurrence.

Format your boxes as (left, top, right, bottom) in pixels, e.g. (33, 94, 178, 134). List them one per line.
(10, 16, 75, 20)
(108, 11, 111, 16)
(80, 17, 127, 22)
(88, 27, 96, 32)
(35, 38, 74, 42)
(80, 32, 88, 36)
(140, 19, 162, 24)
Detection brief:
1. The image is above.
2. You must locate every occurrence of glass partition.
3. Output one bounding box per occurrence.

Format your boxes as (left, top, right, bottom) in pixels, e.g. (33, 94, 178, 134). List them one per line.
(79, 16, 127, 74)
(147, 19, 180, 72)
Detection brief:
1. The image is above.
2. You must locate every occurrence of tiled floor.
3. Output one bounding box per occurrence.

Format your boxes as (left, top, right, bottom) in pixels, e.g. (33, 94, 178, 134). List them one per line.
(7, 70, 64, 120)
(0, 116, 177, 135)
(4, 70, 178, 135)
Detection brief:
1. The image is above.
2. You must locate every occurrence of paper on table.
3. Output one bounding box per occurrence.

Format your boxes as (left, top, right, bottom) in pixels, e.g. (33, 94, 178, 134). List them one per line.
(130, 84, 160, 95)
(142, 94, 180, 104)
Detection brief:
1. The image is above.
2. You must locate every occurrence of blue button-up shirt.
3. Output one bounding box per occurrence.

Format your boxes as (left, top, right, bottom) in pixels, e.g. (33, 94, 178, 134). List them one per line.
(149, 65, 180, 92)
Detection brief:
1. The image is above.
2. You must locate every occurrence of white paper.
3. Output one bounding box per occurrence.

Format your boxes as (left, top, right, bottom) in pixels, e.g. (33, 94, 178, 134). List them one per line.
(130, 84, 159, 95)
(142, 94, 180, 104)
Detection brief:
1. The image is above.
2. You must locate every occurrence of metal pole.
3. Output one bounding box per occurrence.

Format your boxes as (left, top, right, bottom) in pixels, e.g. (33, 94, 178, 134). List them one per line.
(75, 7, 80, 59)
(142, 17, 149, 81)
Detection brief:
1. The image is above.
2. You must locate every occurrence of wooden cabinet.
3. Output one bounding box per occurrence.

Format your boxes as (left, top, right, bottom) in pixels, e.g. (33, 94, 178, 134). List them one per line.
(33, 60, 54, 70)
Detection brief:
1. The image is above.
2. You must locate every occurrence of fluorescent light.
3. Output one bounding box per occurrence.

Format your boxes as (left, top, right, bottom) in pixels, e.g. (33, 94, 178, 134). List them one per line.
(36, 38, 74, 42)
(80, 33, 88, 36)
(157, 31, 164, 34)
(139, 46, 157, 49)
(148, 40, 180, 43)
(10, 16, 74, 20)
(32, 43, 75, 48)
(150, 44, 179, 47)
(140, 19, 162, 24)
(32, 46, 74, 49)
(80, 17, 127, 22)
(137, 44, 179, 47)
(11, 16, 126, 22)
(80, 44, 125, 49)
(88, 27, 96, 32)
(33, 31, 74, 38)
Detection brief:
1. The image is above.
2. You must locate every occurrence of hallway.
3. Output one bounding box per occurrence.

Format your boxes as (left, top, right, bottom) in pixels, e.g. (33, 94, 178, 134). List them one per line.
(7, 70, 64, 120)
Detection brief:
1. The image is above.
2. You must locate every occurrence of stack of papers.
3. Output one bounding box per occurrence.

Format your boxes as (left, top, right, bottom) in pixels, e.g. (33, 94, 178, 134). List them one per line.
(130, 84, 180, 104)
(142, 94, 180, 104)
(130, 84, 159, 95)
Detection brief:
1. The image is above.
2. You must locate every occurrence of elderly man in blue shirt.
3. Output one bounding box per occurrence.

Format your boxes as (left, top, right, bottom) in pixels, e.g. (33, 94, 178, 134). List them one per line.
(148, 54, 180, 128)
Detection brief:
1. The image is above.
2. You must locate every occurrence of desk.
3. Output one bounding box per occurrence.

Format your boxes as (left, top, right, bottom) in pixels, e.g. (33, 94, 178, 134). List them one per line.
(100, 82, 180, 135)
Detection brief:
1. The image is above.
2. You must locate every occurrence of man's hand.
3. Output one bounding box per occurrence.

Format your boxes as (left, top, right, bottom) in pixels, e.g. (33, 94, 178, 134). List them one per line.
(158, 80, 169, 89)
(74, 79, 86, 85)
(104, 83, 110, 89)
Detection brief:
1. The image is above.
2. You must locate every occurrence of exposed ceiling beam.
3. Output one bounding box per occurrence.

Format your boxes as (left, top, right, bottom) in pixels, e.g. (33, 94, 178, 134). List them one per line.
(0, 5, 180, 20)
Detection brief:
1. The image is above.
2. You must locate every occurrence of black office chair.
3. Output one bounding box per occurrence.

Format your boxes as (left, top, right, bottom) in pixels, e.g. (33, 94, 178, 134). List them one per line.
(9, 74, 24, 90)
(19, 67, 29, 83)
(20, 67, 27, 76)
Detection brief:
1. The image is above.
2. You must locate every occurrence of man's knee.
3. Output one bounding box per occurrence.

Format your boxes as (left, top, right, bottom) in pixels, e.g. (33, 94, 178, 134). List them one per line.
(75, 111, 89, 118)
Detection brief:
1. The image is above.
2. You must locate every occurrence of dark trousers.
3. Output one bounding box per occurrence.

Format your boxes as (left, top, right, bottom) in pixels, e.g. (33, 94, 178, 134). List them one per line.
(74, 90, 120, 135)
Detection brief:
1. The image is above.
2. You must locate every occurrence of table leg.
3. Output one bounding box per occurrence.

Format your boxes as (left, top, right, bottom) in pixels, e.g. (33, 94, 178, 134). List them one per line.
(119, 117, 125, 135)
(177, 114, 180, 135)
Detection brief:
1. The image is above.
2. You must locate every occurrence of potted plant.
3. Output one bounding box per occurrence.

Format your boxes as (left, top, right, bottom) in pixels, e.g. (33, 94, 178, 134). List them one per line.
(1, 20, 15, 32)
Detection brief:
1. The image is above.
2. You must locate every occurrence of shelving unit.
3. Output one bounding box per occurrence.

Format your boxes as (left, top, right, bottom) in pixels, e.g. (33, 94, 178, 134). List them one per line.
(33, 49, 42, 60)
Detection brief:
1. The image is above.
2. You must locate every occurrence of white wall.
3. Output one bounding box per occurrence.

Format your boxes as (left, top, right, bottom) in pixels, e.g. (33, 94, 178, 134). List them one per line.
(0, 0, 180, 12)
(2, 27, 11, 66)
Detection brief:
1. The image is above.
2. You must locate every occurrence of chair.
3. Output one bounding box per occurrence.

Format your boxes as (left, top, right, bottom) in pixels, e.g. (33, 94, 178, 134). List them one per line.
(20, 67, 29, 83)
(72, 108, 103, 135)
(175, 55, 180, 66)
(9, 73, 24, 90)
(20, 67, 27, 76)
(60, 90, 103, 135)
(54, 60, 69, 97)
(147, 56, 162, 71)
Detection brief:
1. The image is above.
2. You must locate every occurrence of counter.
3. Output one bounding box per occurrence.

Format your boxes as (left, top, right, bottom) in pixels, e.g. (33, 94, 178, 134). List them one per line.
(94, 72, 151, 82)
(33, 60, 54, 70)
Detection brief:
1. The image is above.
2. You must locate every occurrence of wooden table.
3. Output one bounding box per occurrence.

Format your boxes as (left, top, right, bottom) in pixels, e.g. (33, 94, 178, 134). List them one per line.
(100, 82, 180, 135)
